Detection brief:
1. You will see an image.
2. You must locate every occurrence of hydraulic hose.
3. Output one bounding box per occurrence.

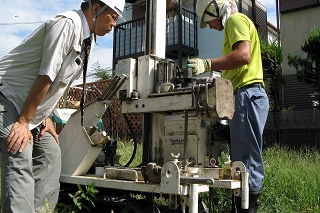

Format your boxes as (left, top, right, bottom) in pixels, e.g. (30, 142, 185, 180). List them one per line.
(123, 113, 138, 167)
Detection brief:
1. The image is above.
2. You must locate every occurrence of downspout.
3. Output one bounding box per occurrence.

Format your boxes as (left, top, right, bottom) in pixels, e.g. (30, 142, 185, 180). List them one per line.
(276, 0, 280, 43)
(239, 0, 242, 13)
(178, 0, 183, 69)
(145, 0, 152, 55)
(252, 0, 256, 24)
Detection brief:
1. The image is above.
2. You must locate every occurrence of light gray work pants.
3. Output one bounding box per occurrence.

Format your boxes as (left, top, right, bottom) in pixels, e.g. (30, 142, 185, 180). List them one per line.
(229, 85, 269, 192)
(0, 93, 61, 213)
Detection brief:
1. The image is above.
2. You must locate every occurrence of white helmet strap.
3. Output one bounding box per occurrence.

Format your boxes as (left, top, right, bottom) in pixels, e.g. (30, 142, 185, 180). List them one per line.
(204, 0, 220, 20)
(87, 0, 109, 42)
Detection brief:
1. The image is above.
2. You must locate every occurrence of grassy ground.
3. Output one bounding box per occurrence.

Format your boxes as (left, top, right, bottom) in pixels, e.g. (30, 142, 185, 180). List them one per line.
(260, 144, 320, 213)
(201, 144, 320, 213)
(117, 138, 142, 167)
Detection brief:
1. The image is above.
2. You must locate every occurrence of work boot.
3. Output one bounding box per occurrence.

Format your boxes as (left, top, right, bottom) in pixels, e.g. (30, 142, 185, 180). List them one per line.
(231, 191, 261, 213)
(231, 195, 241, 213)
(248, 191, 260, 213)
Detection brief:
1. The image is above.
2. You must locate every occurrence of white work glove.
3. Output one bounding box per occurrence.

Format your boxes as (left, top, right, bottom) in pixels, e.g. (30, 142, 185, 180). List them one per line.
(187, 58, 211, 76)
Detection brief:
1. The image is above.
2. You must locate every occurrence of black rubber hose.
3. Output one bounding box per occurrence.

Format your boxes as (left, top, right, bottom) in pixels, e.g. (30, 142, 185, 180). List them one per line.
(106, 102, 137, 167)
(123, 113, 138, 167)
(108, 107, 114, 138)
(89, 86, 102, 101)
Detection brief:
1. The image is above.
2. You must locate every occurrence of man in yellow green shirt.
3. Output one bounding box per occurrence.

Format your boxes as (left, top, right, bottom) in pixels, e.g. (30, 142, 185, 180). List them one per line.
(187, 0, 269, 212)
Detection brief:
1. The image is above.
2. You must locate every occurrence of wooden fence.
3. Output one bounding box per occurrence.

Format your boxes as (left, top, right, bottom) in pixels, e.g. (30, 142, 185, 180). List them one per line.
(56, 79, 142, 139)
(264, 109, 320, 149)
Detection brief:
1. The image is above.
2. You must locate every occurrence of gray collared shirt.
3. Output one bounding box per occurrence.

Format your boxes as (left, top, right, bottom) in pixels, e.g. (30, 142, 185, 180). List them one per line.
(0, 9, 92, 129)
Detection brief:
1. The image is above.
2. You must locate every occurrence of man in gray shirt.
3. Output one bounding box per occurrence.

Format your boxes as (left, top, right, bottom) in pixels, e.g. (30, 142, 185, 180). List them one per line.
(0, 0, 125, 212)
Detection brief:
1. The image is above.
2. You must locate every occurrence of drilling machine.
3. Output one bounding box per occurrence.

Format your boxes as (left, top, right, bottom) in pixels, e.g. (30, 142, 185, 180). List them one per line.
(58, 0, 249, 212)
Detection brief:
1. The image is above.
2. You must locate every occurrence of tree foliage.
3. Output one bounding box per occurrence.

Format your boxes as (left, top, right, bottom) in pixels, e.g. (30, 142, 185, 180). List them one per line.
(288, 26, 320, 106)
(88, 61, 114, 80)
(260, 38, 285, 111)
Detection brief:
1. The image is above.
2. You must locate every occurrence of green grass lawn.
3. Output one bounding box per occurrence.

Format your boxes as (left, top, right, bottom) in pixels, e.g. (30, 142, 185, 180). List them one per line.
(117, 138, 142, 167)
(201, 144, 320, 213)
(260, 144, 320, 213)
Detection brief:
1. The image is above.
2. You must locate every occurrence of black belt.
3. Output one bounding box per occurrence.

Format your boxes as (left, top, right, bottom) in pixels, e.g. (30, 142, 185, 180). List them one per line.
(234, 83, 263, 95)
(242, 83, 263, 89)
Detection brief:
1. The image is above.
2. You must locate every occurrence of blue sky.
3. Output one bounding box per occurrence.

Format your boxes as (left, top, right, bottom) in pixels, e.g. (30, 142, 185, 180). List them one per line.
(0, 0, 278, 84)
(263, 0, 278, 26)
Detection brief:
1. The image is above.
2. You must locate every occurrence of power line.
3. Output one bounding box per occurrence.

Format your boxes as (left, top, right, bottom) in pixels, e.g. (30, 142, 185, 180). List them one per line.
(0, 21, 43, 25)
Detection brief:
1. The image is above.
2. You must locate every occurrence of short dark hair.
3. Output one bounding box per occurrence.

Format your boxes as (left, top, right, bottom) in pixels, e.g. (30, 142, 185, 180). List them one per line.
(81, 0, 106, 10)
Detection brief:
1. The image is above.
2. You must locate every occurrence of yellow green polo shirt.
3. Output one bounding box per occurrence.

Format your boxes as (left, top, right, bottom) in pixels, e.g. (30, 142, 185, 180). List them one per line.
(221, 13, 264, 90)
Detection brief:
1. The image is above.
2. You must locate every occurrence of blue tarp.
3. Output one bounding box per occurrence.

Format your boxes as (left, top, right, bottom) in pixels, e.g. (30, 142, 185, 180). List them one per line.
(52, 109, 104, 131)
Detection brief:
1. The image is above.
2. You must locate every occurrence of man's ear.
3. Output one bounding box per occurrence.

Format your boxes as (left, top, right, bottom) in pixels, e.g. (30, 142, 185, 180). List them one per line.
(91, 4, 101, 15)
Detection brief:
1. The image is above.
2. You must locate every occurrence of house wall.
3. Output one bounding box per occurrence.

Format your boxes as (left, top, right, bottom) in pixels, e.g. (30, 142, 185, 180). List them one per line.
(267, 22, 278, 41)
(280, 6, 320, 75)
(283, 74, 315, 110)
(197, 27, 224, 60)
